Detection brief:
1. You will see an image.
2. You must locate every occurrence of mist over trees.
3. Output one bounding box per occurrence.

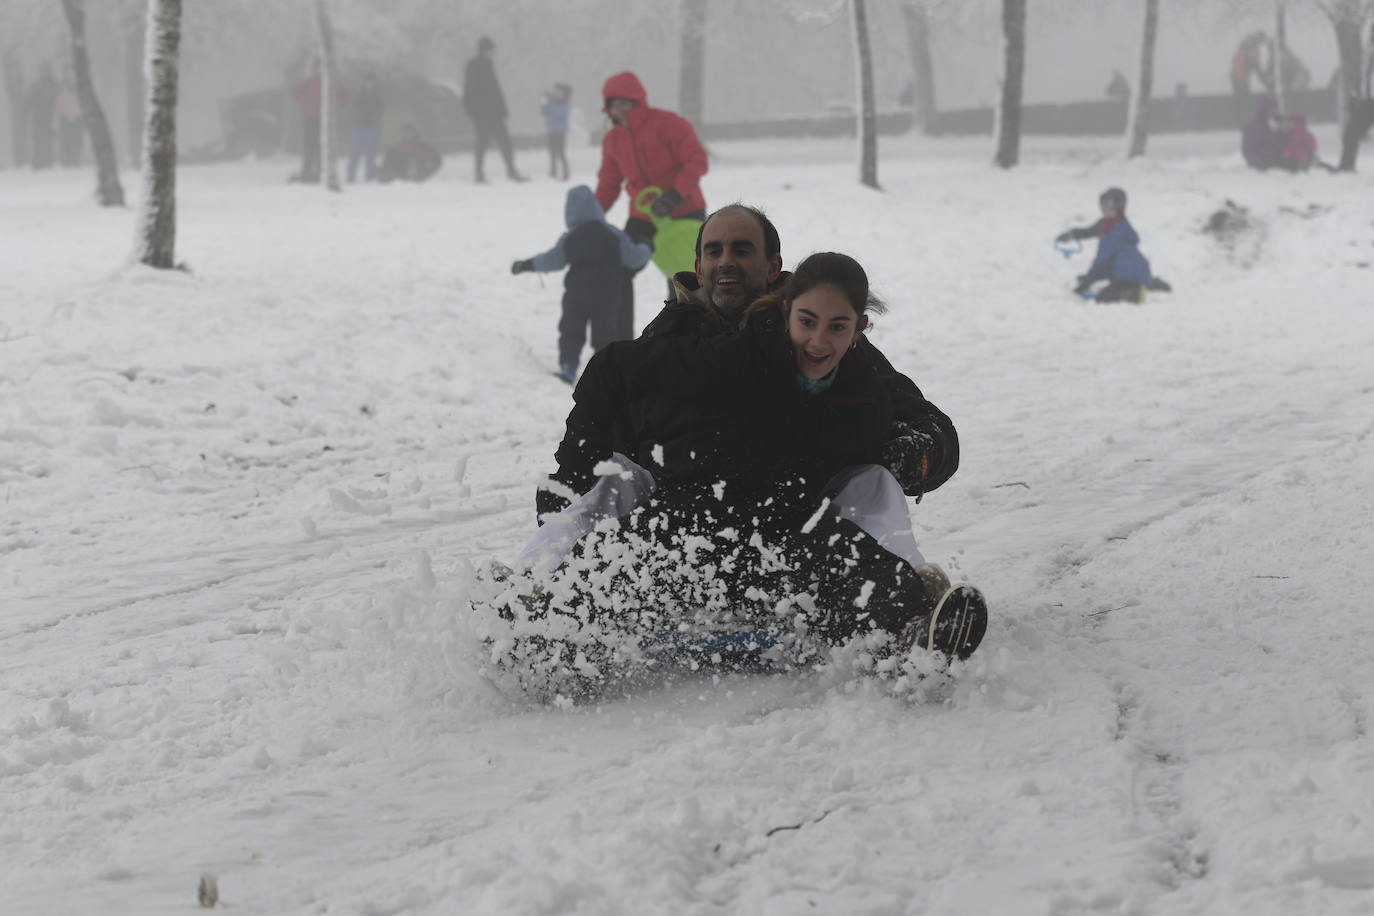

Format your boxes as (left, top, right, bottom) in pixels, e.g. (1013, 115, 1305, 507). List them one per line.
(0, 0, 1366, 176)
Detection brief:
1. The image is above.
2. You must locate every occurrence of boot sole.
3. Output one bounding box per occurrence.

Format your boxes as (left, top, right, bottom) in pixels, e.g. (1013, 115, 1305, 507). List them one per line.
(927, 585, 989, 661)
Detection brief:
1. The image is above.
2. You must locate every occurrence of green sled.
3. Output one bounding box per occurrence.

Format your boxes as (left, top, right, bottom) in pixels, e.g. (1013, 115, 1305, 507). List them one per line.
(634, 185, 699, 282)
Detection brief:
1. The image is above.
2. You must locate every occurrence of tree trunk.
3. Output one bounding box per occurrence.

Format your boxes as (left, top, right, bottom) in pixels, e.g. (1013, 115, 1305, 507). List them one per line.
(135, 0, 180, 269)
(852, 0, 879, 189)
(901, 0, 937, 131)
(678, 0, 706, 128)
(60, 0, 125, 206)
(1273, 2, 1287, 114)
(1329, 1, 1367, 171)
(1124, 0, 1159, 159)
(123, 0, 146, 169)
(314, 0, 340, 192)
(2, 48, 26, 168)
(994, 0, 1026, 169)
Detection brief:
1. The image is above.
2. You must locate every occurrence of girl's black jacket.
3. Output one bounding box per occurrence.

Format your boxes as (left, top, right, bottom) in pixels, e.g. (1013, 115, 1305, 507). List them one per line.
(539, 304, 900, 527)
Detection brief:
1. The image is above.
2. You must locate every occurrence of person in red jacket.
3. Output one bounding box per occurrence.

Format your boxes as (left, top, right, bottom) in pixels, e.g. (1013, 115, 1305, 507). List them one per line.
(595, 71, 708, 339)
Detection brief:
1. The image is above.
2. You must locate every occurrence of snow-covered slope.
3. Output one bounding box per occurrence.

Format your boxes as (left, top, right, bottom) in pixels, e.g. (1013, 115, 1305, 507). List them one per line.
(3, 129, 1373, 914)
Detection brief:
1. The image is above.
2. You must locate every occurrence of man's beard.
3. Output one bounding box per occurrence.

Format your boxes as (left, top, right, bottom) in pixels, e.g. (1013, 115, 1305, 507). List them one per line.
(708, 275, 761, 316)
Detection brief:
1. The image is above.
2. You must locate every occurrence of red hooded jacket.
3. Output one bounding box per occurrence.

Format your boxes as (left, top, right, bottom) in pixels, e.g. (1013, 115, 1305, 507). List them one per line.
(595, 72, 708, 221)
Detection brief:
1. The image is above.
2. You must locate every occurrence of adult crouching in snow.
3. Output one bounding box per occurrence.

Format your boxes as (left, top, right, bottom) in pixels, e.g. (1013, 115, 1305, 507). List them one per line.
(595, 71, 709, 339)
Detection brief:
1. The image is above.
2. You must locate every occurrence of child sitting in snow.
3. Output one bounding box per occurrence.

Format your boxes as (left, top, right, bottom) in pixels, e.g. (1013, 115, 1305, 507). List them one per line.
(511, 185, 653, 383)
(1276, 111, 1317, 171)
(1055, 187, 1171, 304)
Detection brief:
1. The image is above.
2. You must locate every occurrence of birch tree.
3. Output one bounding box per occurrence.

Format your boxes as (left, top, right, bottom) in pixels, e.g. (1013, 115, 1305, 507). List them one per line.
(1124, 0, 1159, 159)
(852, 0, 879, 189)
(994, 0, 1026, 169)
(314, 0, 340, 192)
(134, 0, 180, 269)
(60, 0, 124, 205)
(679, 0, 706, 128)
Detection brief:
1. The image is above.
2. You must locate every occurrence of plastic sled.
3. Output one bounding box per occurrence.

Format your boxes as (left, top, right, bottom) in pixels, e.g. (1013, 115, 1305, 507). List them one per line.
(635, 185, 700, 281)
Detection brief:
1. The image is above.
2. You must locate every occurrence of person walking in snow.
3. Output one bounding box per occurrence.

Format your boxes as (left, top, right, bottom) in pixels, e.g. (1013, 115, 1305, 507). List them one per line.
(1230, 31, 1272, 97)
(595, 70, 709, 339)
(347, 71, 383, 182)
(291, 59, 324, 182)
(510, 185, 653, 383)
(1056, 187, 1170, 304)
(541, 82, 572, 180)
(463, 36, 526, 184)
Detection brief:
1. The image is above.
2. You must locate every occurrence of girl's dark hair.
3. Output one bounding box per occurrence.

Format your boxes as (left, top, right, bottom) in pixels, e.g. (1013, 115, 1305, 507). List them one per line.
(783, 251, 885, 317)
(741, 251, 886, 326)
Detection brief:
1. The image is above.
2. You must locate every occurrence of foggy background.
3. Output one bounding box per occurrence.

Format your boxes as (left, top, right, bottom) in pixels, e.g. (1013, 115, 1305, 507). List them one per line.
(0, 0, 1341, 168)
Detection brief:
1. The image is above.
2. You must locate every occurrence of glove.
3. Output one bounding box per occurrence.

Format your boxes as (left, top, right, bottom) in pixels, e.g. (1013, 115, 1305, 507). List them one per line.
(649, 188, 682, 218)
(880, 423, 936, 493)
(511, 259, 534, 275)
(1055, 231, 1072, 244)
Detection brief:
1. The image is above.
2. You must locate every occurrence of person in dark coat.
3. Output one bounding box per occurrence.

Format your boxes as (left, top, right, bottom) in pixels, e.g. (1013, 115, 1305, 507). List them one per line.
(510, 185, 653, 383)
(540, 205, 958, 513)
(518, 204, 959, 608)
(347, 72, 383, 182)
(1242, 95, 1284, 170)
(463, 36, 525, 183)
(512, 252, 986, 675)
(1056, 187, 1170, 303)
(1230, 32, 1272, 96)
(288, 59, 344, 183)
(291, 60, 323, 182)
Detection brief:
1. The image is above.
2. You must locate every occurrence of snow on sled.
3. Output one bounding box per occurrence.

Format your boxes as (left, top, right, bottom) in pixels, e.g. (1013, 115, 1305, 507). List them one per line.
(640, 628, 788, 671)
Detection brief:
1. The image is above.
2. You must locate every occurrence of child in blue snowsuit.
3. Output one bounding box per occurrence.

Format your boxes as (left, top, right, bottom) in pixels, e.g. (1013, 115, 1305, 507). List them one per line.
(541, 83, 571, 180)
(1055, 187, 1170, 303)
(512, 185, 653, 383)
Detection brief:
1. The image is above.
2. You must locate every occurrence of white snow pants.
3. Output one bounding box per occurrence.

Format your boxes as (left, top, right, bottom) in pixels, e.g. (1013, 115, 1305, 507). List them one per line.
(515, 457, 925, 572)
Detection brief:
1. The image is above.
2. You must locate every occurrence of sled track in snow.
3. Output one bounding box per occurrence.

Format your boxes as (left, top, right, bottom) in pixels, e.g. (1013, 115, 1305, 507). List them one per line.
(1113, 681, 1211, 897)
(4, 478, 531, 643)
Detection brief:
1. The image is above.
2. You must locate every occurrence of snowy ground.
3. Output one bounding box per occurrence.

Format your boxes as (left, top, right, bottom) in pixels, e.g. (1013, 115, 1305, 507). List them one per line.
(3, 126, 1374, 914)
